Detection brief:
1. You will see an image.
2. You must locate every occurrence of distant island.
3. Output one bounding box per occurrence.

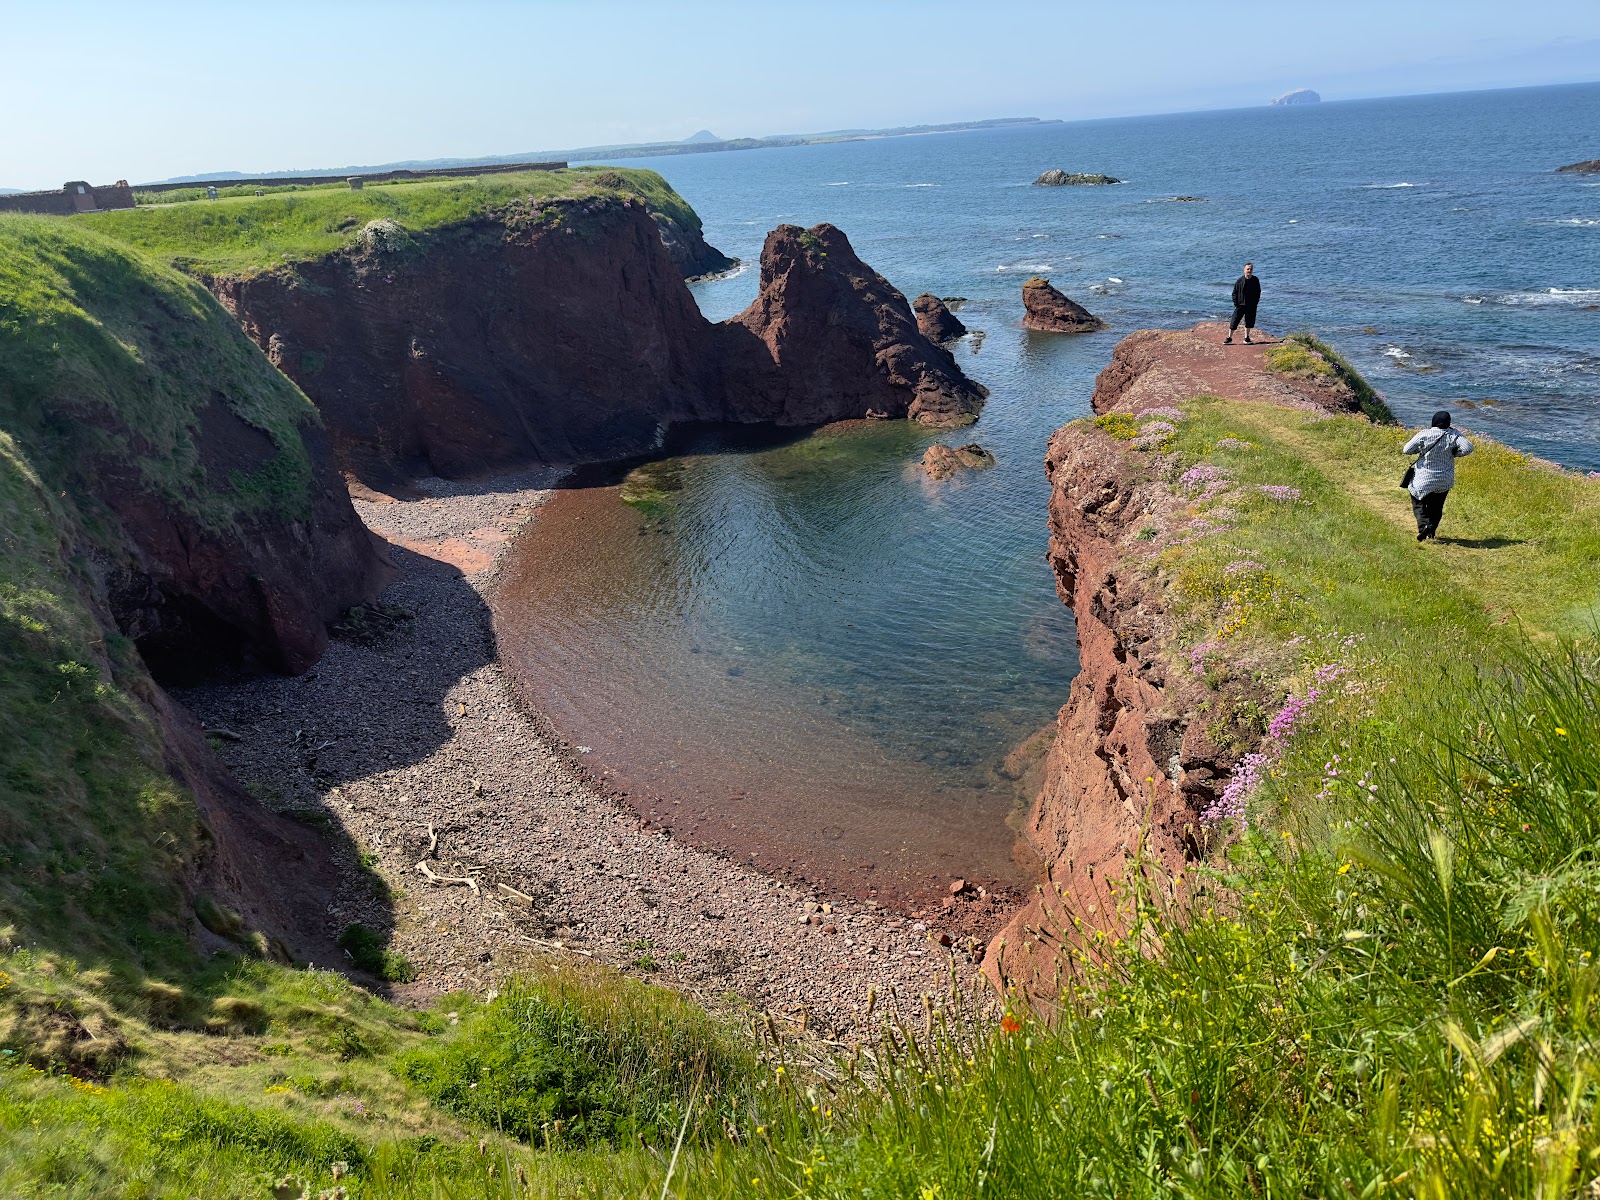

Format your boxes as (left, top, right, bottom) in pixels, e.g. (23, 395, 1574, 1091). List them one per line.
(1033, 169, 1122, 186)
(1270, 88, 1322, 106)
(1556, 158, 1600, 174)
(146, 117, 1062, 185)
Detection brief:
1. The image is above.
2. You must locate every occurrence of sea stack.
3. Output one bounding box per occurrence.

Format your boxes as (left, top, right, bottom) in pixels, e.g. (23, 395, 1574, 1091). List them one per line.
(1021, 277, 1104, 333)
(913, 293, 967, 343)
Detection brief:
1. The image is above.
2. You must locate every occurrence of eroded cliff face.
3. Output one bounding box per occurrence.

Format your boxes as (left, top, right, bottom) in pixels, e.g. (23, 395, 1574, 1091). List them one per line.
(0, 215, 386, 969)
(985, 324, 1372, 1000)
(104, 412, 385, 680)
(211, 204, 986, 489)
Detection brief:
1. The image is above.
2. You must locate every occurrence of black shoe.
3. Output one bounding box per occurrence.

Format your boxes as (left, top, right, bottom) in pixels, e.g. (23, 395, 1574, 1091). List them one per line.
(1223, 337, 1233, 345)
(1417, 531, 1427, 541)
(1244, 336, 1253, 344)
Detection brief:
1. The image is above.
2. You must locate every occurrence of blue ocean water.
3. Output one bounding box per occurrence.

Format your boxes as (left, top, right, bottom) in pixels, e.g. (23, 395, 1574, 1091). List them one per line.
(506, 85, 1600, 898)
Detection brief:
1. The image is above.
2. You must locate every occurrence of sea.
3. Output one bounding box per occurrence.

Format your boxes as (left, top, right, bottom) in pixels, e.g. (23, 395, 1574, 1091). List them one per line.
(495, 83, 1600, 905)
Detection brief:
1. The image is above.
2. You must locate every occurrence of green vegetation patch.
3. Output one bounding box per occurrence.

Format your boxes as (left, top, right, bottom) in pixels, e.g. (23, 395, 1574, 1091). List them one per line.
(395, 964, 754, 1148)
(1267, 332, 1396, 423)
(619, 457, 687, 520)
(337, 924, 418, 984)
(0, 214, 322, 531)
(81, 166, 703, 277)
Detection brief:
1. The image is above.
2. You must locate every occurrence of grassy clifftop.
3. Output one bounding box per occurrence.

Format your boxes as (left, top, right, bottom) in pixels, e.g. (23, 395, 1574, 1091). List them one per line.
(79, 166, 703, 276)
(0, 214, 322, 530)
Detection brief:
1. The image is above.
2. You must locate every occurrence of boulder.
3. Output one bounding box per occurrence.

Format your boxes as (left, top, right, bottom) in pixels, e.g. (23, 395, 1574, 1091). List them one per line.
(1034, 169, 1122, 186)
(920, 442, 994, 480)
(1021, 277, 1105, 333)
(1556, 159, 1600, 175)
(912, 293, 967, 343)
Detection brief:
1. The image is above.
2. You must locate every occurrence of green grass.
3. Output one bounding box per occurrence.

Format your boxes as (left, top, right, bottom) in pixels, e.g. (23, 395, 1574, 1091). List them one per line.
(80, 166, 703, 276)
(0, 214, 323, 530)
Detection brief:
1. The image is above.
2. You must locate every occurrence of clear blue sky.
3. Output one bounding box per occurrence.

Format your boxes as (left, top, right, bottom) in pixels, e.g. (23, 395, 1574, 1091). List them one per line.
(4, 0, 1598, 189)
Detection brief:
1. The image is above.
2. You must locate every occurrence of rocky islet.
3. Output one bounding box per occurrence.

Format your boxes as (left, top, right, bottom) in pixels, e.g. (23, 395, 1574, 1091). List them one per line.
(1021, 275, 1106, 332)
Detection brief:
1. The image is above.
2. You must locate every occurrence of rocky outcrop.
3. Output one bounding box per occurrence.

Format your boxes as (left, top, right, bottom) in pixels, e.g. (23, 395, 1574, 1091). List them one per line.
(214, 203, 987, 490)
(920, 442, 993, 480)
(984, 323, 1376, 1000)
(1033, 170, 1122, 186)
(913, 293, 967, 343)
(1022, 277, 1105, 333)
(1556, 159, 1600, 174)
(652, 209, 738, 278)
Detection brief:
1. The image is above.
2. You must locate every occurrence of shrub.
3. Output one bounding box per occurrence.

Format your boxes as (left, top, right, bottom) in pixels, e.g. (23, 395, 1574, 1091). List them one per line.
(1093, 412, 1141, 440)
(335, 924, 416, 984)
(394, 966, 754, 1147)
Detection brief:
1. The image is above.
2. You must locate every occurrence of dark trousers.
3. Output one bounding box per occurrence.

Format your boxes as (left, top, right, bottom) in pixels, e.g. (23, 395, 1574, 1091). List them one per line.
(1412, 489, 1449, 538)
(1229, 302, 1258, 331)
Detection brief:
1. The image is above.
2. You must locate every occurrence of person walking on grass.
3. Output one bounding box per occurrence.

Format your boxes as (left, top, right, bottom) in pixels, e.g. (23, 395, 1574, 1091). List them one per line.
(1404, 410, 1473, 541)
(1224, 262, 1261, 345)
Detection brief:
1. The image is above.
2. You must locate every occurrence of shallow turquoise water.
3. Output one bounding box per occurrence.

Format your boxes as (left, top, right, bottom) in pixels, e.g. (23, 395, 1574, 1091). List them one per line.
(501, 84, 1600, 900)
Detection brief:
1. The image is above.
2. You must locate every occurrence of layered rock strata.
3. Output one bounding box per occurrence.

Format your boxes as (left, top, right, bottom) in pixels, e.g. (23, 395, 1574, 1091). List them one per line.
(213, 203, 986, 490)
(985, 323, 1375, 1000)
(1022, 277, 1105, 333)
(913, 293, 968, 343)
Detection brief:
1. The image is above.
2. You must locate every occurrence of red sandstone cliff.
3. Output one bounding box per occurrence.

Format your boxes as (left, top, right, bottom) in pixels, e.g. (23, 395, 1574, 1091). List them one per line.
(102, 411, 386, 680)
(986, 324, 1372, 1000)
(211, 202, 986, 489)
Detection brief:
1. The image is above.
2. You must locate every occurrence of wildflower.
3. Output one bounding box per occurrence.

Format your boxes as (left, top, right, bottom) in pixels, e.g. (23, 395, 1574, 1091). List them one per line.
(1258, 484, 1303, 501)
(1000, 1014, 1021, 1035)
(1555, 727, 1568, 736)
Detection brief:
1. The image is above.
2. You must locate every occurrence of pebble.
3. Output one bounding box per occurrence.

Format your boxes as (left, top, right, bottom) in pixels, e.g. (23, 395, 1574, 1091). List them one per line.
(178, 467, 988, 1037)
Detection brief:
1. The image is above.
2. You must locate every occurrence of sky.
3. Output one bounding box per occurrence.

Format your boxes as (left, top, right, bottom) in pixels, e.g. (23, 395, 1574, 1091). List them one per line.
(4, 0, 1599, 189)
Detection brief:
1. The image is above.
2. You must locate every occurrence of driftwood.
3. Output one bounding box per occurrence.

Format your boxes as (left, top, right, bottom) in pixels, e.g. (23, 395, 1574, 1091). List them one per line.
(416, 861, 478, 892)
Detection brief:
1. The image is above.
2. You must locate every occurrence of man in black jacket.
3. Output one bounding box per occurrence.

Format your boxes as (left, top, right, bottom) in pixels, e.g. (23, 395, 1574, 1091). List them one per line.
(1224, 263, 1261, 345)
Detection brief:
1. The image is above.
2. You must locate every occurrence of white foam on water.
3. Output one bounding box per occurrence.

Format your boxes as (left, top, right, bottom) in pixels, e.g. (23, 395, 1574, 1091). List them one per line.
(1382, 346, 1411, 360)
(1107, 277, 1125, 284)
(1287, 219, 1299, 224)
(1483, 288, 1600, 307)
(1363, 182, 1419, 189)
(1551, 218, 1600, 226)
(996, 262, 1054, 273)
(904, 183, 940, 188)
(825, 181, 850, 187)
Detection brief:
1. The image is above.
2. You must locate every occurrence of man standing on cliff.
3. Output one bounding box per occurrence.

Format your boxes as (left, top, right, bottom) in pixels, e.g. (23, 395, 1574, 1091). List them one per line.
(1224, 263, 1261, 345)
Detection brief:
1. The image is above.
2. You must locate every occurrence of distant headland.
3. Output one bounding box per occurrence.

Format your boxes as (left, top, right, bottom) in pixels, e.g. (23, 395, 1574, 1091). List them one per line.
(144, 117, 1062, 186)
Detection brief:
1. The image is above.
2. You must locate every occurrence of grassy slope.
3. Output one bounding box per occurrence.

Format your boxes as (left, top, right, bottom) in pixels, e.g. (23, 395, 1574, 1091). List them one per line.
(0, 214, 322, 530)
(80, 166, 701, 276)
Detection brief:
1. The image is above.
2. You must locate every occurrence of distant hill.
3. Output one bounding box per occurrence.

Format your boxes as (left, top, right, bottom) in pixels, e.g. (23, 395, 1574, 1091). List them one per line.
(1270, 88, 1322, 106)
(143, 116, 1060, 186)
(0, 188, 22, 195)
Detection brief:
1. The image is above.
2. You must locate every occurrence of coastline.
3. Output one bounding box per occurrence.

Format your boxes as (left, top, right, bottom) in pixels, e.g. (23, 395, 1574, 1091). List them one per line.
(180, 469, 1000, 1037)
